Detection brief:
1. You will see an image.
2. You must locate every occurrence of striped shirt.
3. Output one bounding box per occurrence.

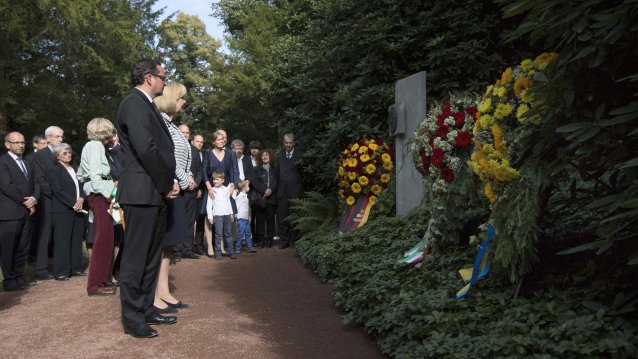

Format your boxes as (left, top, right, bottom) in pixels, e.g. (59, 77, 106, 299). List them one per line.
(161, 112, 191, 190)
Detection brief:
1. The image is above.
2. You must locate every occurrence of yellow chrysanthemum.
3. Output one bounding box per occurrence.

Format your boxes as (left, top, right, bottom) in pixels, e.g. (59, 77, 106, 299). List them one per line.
(484, 182, 497, 202)
(358, 146, 368, 154)
(488, 159, 519, 182)
(478, 98, 492, 113)
(358, 176, 369, 186)
(365, 164, 376, 174)
(491, 124, 506, 155)
(485, 85, 494, 97)
(368, 143, 378, 151)
(338, 167, 345, 176)
(381, 153, 391, 162)
(516, 104, 530, 124)
(520, 89, 532, 104)
(501, 67, 513, 84)
(520, 59, 534, 72)
(346, 196, 356, 206)
(533, 52, 558, 71)
(494, 86, 507, 99)
(371, 184, 382, 195)
(514, 76, 532, 97)
(383, 161, 393, 171)
(493, 103, 513, 120)
(360, 154, 371, 163)
(348, 158, 358, 167)
(369, 196, 377, 206)
(381, 173, 391, 184)
(482, 143, 495, 154)
(479, 114, 492, 129)
(351, 143, 359, 152)
(351, 182, 361, 194)
(348, 172, 357, 181)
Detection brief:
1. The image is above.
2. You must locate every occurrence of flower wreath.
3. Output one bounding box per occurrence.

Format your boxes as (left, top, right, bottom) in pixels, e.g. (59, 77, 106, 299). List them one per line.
(468, 52, 558, 202)
(337, 139, 394, 206)
(414, 95, 479, 193)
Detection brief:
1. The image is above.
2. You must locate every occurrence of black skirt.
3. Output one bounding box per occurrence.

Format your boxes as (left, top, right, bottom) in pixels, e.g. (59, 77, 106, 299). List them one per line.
(162, 194, 188, 247)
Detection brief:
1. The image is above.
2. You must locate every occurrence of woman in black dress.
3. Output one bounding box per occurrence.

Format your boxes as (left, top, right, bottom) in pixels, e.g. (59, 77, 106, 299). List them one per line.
(251, 149, 278, 248)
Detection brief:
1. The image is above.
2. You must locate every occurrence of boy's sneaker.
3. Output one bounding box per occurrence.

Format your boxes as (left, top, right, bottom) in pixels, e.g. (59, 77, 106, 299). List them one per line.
(229, 252, 237, 259)
(214, 255, 222, 260)
(247, 247, 257, 253)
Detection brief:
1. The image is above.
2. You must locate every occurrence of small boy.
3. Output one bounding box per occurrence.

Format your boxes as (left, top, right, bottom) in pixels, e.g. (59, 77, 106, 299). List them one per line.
(206, 170, 236, 259)
(233, 180, 256, 254)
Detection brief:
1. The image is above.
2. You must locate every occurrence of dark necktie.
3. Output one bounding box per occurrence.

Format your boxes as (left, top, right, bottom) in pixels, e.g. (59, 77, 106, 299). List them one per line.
(286, 152, 291, 159)
(17, 157, 28, 178)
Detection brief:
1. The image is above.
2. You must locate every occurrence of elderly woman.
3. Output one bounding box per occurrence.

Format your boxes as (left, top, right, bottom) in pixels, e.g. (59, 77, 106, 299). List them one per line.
(77, 118, 117, 296)
(48, 143, 85, 280)
(153, 82, 195, 312)
(251, 148, 278, 248)
(202, 129, 239, 257)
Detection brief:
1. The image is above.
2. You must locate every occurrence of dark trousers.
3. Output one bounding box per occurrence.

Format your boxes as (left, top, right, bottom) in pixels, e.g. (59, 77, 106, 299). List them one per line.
(51, 212, 85, 277)
(34, 196, 52, 276)
(0, 214, 31, 289)
(176, 190, 197, 256)
(256, 203, 276, 243)
(276, 197, 298, 244)
(120, 202, 167, 327)
(86, 194, 114, 293)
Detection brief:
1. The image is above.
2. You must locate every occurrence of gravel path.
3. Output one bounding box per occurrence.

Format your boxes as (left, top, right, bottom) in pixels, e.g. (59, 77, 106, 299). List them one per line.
(0, 247, 386, 359)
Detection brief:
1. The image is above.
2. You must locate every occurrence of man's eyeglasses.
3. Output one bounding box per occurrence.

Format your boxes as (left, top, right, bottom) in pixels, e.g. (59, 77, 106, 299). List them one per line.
(7, 141, 25, 145)
(151, 73, 168, 82)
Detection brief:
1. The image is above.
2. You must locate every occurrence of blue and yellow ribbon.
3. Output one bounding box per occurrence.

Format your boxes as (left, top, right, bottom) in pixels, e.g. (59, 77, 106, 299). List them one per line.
(456, 224, 494, 299)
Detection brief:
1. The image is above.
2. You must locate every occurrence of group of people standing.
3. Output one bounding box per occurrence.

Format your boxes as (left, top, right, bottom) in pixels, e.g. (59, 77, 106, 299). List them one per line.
(0, 59, 304, 339)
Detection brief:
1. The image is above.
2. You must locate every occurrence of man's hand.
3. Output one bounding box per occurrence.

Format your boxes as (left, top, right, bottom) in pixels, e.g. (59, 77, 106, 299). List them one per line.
(264, 188, 272, 197)
(207, 187, 216, 199)
(188, 176, 196, 191)
(73, 198, 84, 213)
(23, 196, 37, 209)
(197, 189, 202, 199)
(29, 207, 35, 216)
(165, 182, 180, 199)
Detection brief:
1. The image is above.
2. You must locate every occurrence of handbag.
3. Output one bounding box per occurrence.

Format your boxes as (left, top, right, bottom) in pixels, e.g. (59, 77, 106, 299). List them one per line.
(249, 190, 267, 209)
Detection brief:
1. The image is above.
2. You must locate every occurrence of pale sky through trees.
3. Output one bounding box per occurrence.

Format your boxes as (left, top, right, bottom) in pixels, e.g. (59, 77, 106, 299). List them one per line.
(153, 0, 226, 45)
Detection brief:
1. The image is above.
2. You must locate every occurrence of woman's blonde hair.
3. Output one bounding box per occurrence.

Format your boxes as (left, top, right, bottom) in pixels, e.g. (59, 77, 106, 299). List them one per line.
(86, 117, 115, 141)
(154, 82, 187, 115)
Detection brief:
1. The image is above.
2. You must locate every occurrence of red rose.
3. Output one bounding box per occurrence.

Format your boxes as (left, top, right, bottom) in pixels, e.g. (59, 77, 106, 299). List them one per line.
(368, 148, 374, 155)
(465, 106, 478, 120)
(376, 139, 383, 146)
(374, 173, 381, 179)
(381, 182, 388, 188)
(454, 131, 472, 148)
(421, 155, 430, 172)
(359, 169, 365, 176)
(452, 112, 465, 126)
(436, 124, 449, 139)
(431, 148, 445, 166)
(389, 149, 395, 156)
(440, 167, 455, 183)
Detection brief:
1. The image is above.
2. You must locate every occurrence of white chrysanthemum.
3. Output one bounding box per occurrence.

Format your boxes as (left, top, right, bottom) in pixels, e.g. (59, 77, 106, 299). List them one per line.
(444, 117, 455, 126)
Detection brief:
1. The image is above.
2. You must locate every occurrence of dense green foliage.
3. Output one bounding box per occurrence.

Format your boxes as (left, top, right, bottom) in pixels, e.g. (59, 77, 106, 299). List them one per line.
(295, 208, 638, 358)
(214, 0, 525, 191)
(0, 0, 161, 150)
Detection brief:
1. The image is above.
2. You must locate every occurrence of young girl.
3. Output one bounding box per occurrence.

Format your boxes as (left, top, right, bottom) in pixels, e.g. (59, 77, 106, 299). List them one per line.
(233, 180, 256, 254)
(206, 170, 236, 259)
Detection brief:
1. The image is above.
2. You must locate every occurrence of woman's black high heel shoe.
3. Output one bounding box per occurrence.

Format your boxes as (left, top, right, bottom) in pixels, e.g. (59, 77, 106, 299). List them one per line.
(161, 298, 189, 309)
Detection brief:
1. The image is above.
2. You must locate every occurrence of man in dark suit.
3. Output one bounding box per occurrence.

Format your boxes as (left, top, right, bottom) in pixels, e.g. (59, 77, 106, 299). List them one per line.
(276, 133, 304, 249)
(0, 132, 39, 291)
(176, 124, 201, 260)
(191, 134, 207, 255)
(116, 59, 179, 338)
(31, 125, 64, 280)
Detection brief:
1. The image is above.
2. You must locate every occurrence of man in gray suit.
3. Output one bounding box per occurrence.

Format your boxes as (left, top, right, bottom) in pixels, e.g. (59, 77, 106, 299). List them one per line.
(276, 133, 304, 249)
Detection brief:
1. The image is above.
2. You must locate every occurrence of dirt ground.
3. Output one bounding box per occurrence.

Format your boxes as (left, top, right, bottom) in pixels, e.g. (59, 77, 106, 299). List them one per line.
(0, 246, 387, 359)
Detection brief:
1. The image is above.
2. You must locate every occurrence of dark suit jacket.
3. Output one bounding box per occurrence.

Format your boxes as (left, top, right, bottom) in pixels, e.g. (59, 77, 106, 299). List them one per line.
(252, 165, 278, 206)
(108, 144, 125, 181)
(238, 154, 253, 183)
(115, 89, 176, 206)
(32, 147, 56, 197)
(187, 143, 202, 192)
(276, 148, 303, 199)
(48, 163, 84, 214)
(0, 153, 39, 220)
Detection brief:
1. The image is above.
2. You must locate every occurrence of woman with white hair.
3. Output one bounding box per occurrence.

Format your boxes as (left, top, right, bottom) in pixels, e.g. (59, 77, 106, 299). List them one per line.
(77, 118, 117, 296)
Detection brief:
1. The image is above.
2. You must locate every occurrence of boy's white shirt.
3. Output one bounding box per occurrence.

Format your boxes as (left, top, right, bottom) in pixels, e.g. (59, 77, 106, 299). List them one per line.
(233, 191, 251, 220)
(206, 185, 233, 220)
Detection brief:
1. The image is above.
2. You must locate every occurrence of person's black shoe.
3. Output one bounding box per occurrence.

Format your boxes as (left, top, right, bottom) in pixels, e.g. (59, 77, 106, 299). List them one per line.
(146, 313, 177, 325)
(153, 305, 178, 314)
(193, 248, 205, 255)
(182, 253, 200, 259)
(71, 271, 87, 276)
(3, 282, 27, 292)
(54, 275, 69, 281)
(36, 273, 53, 280)
(229, 252, 237, 259)
(169, 259, 177, 266)
(17, 279, 36, 288)
(279, 241, 290, 249)
(124, 324, 158, 338)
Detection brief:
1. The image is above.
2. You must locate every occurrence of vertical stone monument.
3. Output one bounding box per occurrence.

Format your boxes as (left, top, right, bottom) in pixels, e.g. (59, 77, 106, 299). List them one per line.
(388, 71, 427, 215)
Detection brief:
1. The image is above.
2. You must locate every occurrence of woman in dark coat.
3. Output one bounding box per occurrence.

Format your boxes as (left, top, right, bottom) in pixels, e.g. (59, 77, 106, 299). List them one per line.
(48, 143, 86, 280)
(202, 129, 239, 256)
(251, 148, 278, 248)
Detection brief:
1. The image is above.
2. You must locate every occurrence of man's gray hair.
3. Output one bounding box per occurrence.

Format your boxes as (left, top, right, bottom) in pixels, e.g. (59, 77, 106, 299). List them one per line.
(231, 139, 244, 148)
(44, 126, 63, 138)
